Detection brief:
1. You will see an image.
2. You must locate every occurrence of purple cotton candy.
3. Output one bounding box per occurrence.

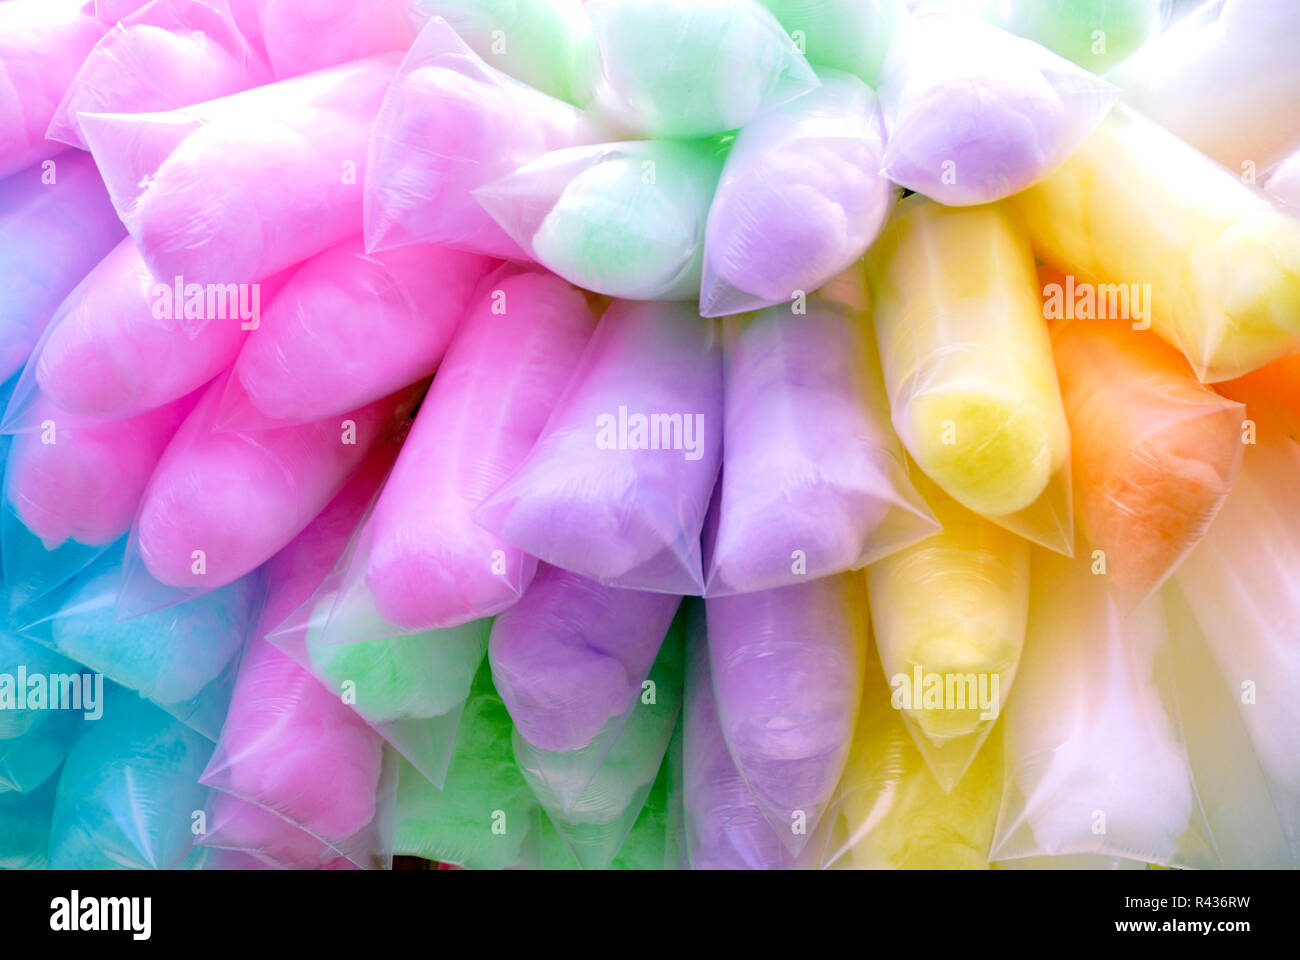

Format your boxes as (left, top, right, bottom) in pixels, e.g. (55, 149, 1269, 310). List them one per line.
(705, 572, 868, 853)
(489, 563, 679, 753)
(475, 300, 723, 595)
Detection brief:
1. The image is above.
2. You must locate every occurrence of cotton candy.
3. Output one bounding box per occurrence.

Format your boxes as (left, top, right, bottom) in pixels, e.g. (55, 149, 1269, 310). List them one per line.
(365, 15, 603, 259)
(0, 708, 82, 796)
(49, 686, 212, 870)
(476, 300, 723, 594)
(0, 775, 56, 868)
(1010, 105, 1300, 383)
(707, 301, 936, 595)
(489, 564, 680, 754)
(253, 0, 413, 80)
(584, 0, 818, 140)
(1217, 353, 1300, 444)
(866, 471, 1027, 790)
(700, 70, 893, 316)
(0, 0, 107, 179)
(1050, 287, 1244, 596)
(47, 0, 272, 150)
(970, 0, 1166, 73)
(225, 239, 493, 427)
(867, 197, 1072, 551)
(202, 790, 357, 869)
(876, 12, 1117, 204)
(81, 53, 399, 287)
(753, 0, 903, 85)
(706, 572, 867, 853)
(0, 153, 124, 384)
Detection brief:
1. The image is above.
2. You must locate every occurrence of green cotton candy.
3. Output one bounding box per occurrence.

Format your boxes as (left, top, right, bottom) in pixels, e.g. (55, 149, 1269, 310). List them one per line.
(305, 610, 489, 725)
(392, 663, 539, 870)
(976, 0, 1164, 73)
(755, 0, 904, 85)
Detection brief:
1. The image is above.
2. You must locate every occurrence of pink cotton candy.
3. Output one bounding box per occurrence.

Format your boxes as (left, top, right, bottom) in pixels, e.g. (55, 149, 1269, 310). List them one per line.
(255, 0, 414, 79)
(204, 791, 350, 869)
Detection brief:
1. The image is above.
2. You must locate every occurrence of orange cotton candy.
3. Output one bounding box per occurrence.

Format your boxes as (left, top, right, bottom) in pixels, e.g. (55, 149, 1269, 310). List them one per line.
(1217, 353, 1300, 443)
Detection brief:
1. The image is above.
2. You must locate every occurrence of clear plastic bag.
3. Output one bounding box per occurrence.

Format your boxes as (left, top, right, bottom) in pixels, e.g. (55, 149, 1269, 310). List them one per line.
(1217, 351, 1300, 446)
(705, 572, 868, 855)
(251, 0, 413, 80)
(990, 548, 1218, 869)
(48, 685, 214, 869)
(476, 139, 727, 301)
(0, 0, 107, 179)
(0, 153, 124, 384)
(0, 627, 86, 795)
(584, 0, 818, 140)
(219, 239, 493, 428)
(0, 775, 57, 868)
(1010, 104, 1300, 383)
(47, 0, 272, 150)
(705, 301, 937, 596)
(201, 790, 360, 869)
(475, 300, 723, 595)
(753, 0, 903, 86)
(1265, 148, 1300, 212)
(403, 0, 598, 106)
(867, 198, 1073, 554)
(1049, 280, 1244, 598)
(365, 15, 603, 258)
(316, 266, 596, 638)
(877, 11, 1117, 204)
(80, 53, 399, 286)
(866, 469, 1029, 792)
(700, 70, 893, 317)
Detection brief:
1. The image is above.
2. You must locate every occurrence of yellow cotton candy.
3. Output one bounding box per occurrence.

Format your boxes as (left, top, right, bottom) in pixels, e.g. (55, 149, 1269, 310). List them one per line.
(1011, 106, 1300, 383)
(867, 197, 1069, 518)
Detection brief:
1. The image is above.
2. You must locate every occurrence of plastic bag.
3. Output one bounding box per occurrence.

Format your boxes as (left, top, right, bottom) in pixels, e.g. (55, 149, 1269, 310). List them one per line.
(477, 139, 727, 301)
(584, 0, 818, 139)
(0, 775, 57, 868)
(49, 685, 213, 869)
(403, 0, 598, 106)
(1108, 0, 1300, 175)
(867, 197, 1073, 554)
(1265, 149, 1300, 212)
(963, 0, 1168, 74)
(365, 16, 603, 259)
(476, 300, 723, 595)
(0, 153, 124, 384)
(80, 53, 399, 286)
(318, 266, 596, 638)
(0, 630, 86, 794)
(220, 239, 493, 428)
(1010, 104, 1300, 383)
(251, 0, 413, 80)
(990, 548, 1217, 868)
(516, 617, 684, 870)
(753, 0, 903, 86)
(866, 469, 1029, 792)
(706, 301, 937, 596)
(876, 11, 1117, 205)
(1049, 278, 1244, 598)
(1217, 351, 1300, 445)
(700, 69, 893, 317)
(0, 0, 107, 179)
(705, 572, 868, 855)
(47, 0, 273, 150)
(201, 790, 359, 869)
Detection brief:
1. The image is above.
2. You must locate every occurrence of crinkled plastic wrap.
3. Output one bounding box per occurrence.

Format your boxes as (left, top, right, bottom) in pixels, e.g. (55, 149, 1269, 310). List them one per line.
(392, 662, 543, 870)
(820, 638, 1003, 869)
(201, 790, 358, 869)
(0, 776, 57, 868)
(79, 53, 399, 286)
(365, 16, 603, 259)
(403, 0, 598, 106)
(0, 630, 85, 794)
(700, 70, 893, 317)
(1172, 437, 1300, 865)
(476, 300, 723, 595)
(1, 390, 194, 612)
(251, 0, 413, 80)
(0, 0, 107, 179)
(584, 0, 818, 139)
(876, 12, 1117, 205)
(1050, 286, 1244, 598)
(1108, 0, 1300, 174)
(753, 0, 903, 85)
(866, 470, 1028, 791)
(706, 301, 937, 596)
(0, 153, 124, 384)
(476, 139, 727, 300)
(49, 686, 213, 869)
(47, 0, 273, 150)
(223, 239, 493, 428)
(706, 572, 867, 855)
(867, 198, 1073, 553)
(516, 616, 684, 870)
(991, 548, 1216, 868)
(16, 556, 256, 741)
(1010, 105, 1300, 383)
(964, 0, 1168, 74)
(319, 267, 596, 639)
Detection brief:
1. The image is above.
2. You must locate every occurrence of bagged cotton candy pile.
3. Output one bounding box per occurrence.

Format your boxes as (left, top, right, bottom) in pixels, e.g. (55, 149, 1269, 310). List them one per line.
(1, 0, 1299, 875)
